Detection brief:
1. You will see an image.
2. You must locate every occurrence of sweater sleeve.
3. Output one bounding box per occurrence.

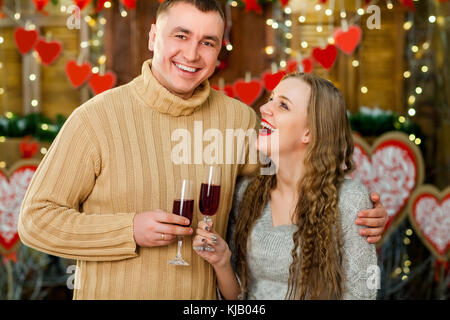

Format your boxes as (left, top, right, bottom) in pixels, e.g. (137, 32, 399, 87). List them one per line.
(339, 180, 379, 300)
(18, 106, 138, 262)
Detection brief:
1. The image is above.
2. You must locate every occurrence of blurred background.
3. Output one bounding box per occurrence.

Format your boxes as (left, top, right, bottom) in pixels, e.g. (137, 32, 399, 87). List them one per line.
(0, 0, 448, 299)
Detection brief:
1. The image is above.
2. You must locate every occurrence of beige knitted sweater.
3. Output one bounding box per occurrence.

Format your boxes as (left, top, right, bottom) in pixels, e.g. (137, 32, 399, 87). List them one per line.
(18, 59, 259, 299)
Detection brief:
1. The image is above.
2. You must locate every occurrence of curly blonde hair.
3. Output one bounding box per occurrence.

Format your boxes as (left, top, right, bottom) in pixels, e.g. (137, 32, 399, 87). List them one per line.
(234, 73, 355, 299)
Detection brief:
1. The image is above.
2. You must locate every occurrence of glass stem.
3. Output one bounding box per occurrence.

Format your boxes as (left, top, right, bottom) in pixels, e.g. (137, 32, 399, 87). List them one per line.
(176, 236, 183, 259)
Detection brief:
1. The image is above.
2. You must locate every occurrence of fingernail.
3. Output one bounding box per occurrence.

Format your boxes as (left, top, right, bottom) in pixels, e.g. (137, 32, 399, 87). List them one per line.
(185, 219, 190, 224)
(355, 219, 361, 224)
(212, 239, 218, 245)
(205, 226, 210, 232)
(193, 246, 203, 251)
(211, 235, 217, 241)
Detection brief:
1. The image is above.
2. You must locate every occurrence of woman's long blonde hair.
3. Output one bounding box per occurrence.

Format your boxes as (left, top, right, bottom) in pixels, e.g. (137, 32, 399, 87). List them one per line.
(234, 72, 355, 299)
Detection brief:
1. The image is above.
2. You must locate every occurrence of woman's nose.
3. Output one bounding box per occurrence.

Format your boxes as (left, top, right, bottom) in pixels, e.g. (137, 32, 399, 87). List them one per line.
(260, 102, 273, 116)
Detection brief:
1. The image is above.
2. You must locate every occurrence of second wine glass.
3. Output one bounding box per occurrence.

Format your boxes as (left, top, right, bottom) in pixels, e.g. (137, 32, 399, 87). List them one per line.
(199, 166, 221, 252)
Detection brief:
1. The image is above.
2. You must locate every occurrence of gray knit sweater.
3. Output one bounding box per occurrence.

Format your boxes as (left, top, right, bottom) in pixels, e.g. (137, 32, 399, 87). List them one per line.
(227, 178, 378, 300)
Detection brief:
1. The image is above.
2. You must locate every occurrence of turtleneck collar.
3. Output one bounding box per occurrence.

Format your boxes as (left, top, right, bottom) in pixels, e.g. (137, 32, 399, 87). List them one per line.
(132, 59, 211, 117)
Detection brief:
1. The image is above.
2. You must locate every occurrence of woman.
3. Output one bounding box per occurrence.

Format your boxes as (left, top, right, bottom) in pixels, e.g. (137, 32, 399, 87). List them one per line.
(194, 73, 378, 300)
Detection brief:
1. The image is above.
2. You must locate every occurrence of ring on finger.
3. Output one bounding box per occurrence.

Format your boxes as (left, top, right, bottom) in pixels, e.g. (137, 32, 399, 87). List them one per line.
(161, 233, 165, 241)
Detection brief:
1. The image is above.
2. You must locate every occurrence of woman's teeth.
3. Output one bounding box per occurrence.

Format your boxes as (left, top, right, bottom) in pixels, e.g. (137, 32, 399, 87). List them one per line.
(175, 63, 198, 73)
(261, 121, 275, 133)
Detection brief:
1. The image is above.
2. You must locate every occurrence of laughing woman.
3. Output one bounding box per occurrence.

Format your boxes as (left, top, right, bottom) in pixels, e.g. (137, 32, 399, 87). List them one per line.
(194, 72, 383, 300)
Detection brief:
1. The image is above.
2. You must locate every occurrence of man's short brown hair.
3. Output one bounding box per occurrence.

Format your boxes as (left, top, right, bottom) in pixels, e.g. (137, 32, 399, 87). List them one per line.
(156, 0, 225, 21)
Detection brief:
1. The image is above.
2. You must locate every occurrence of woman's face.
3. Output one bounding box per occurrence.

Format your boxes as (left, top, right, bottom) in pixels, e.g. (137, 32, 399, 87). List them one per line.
(257, 77, 312, 158)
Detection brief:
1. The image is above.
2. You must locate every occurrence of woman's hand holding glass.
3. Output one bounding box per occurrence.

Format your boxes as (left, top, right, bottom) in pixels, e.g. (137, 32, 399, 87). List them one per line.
(193, 220, 231, 270)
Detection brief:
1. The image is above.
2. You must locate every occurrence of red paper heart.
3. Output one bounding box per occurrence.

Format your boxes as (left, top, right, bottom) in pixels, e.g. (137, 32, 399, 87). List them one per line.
(243, 0, 262, 13)
(14, 28, 39, 54)
(121, 0, 136, 9)
(20, 137, 38, 159)
(88, 72, 117, 95)
(211, 84, 235, 98)
(350, 133, 424, 242)
(312, 44, 338, 70)
(334, 25, 362, 55)
(286, 59, 298, 73)
(233, 79, 264, 106)
(66, 60, 92, 88)
(35, 39, 62, 65)
(410, 187, 450, 260)
(95, 0, 109, 12)
(262, 70, 287, 91)
(32, 0, 49, 12)
(74, 0, 91, 10)
(280, 0, 290, 6)
(0, 164, 38, 254)
(302, 57, 314, 73)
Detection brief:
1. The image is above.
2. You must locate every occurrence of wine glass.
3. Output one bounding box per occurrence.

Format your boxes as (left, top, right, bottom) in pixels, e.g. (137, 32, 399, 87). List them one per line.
(199, 166, 221, 250)
(169, 179, 194, 266)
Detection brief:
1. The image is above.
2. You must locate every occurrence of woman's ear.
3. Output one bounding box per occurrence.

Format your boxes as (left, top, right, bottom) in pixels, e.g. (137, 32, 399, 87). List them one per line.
(148, 24, 157, 52)
(302, 128, 311, 144)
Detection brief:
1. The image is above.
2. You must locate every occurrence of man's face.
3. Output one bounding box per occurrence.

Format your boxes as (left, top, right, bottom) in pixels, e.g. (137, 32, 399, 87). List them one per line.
(148, 3, 224, 99)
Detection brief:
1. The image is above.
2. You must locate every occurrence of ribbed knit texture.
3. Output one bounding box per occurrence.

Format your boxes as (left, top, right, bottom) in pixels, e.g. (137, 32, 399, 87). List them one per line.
(18, 59, 259, 299)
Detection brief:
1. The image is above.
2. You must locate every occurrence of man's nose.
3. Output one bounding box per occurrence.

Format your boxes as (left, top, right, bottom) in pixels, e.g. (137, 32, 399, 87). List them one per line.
(183, 42, 200, 62)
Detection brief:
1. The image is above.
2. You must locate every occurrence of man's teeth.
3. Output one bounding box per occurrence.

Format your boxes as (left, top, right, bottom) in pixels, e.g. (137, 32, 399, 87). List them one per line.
(175, 63, 198, 73)
(261, 122, 275, 132)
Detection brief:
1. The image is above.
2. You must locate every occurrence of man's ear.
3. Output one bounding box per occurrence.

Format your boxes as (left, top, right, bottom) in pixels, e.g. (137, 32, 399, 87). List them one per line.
(302, 128, 311, 144)
(148, 24, 157, 52)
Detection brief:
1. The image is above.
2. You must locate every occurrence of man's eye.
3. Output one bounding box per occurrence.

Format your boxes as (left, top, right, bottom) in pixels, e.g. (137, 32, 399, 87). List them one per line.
(202, 41, 214, 47)
(176, 35, 187, 40)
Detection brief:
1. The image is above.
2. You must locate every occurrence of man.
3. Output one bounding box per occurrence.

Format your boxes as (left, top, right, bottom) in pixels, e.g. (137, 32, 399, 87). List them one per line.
(18, 0, 386, 299)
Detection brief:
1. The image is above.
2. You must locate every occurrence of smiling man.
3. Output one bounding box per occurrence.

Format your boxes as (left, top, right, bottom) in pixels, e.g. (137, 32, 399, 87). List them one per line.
(18, 0, 387, 300)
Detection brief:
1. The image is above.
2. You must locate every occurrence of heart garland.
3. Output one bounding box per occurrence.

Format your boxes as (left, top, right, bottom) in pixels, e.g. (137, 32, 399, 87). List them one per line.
(14, 28, 39, 54)
(20, 137, 39, 159)
(65, 60, 92, 88)
(32, 0, 50, 15)
(262, 70, 287, 91)
(74, 0, 91, 11)
(350, 132, 425, 245)
(233, 78, 264, 106)
(121, 0, 137, 9)
(0, 160, 40, 257)
(211, 84, 235, 98)
(408, 185, 450, 261)
(35, 39, 63, 65)
(243, 0, 262, 14)
(312, 44, 338, 70)
(88, 72, 117, 95)
(333, 25, 362, 55)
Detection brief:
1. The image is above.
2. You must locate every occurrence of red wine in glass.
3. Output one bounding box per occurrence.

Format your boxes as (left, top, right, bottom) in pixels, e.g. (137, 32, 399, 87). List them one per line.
(172, 199, 194, 226)
(199, 184, 221, 216)
(169, 179, 194, 266)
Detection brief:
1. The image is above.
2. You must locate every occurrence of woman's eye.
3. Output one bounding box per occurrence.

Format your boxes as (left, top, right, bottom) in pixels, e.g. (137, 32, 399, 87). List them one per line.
(280, 102, 289, 110)
(268, 97, 274, 102)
